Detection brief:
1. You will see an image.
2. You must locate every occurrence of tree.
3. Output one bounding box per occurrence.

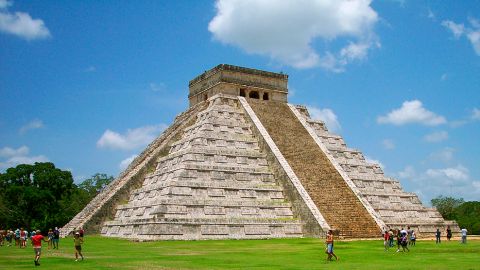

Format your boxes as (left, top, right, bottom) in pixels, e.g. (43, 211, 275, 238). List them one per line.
(454, 201, 480, 235)
(431, 196, 464, 220)
(78, 173, 114, 197)
(0, 162, 75, 231)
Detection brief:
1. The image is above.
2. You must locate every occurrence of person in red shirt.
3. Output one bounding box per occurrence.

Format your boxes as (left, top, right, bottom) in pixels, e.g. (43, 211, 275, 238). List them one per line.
(31, 230, 50, 266)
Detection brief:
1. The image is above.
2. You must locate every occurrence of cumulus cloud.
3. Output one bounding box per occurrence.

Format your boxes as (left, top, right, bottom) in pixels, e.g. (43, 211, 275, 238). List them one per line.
(208, 0, 379, 71)
(396, 164, 480, 202)
(19, 119, 44, 134)
(442, 17, 480, 56)
(0, 145, 49, 170)
(381, 139, 395, 150)
(426, 165, 469, 182)
(377, 100, 446, 126)
(307, 106, 341, 133)
(423, 131, 448, 143)
(97, 124, 167, 150)
(119, 154, 138, 170)
(0, 1, 51, 40)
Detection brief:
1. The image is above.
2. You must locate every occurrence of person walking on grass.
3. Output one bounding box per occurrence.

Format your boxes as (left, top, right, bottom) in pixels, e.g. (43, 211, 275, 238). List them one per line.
(31, 230, 50, 266)
(383, 229, 390, 251)
(74, 232, 84, 261)
(446, 225, 452, 241)
(52, 227, 60, 249)
(400, 231, 409, 252)
(435, 228, 441, 244)
(325, 230, 338, 261)
(461, 228, 467, 244)
(410, 230, 416, 246)
(47, 229, 54, 249)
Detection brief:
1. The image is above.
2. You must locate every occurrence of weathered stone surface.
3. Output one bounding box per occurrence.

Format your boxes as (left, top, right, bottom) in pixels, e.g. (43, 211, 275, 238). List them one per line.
(65, 64, 458, 240)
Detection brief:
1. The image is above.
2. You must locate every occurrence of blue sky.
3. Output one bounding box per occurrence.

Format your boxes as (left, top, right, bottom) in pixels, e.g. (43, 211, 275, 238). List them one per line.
(1, 0, 479, 204)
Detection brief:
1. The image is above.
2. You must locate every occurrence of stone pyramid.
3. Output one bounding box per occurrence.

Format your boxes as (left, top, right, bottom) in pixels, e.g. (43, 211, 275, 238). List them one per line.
(62, 64, 458, 240)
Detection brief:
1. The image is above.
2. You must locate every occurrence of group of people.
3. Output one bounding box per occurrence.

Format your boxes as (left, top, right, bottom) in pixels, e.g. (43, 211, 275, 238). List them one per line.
(382, 226, 416, 252)
(0, 227, 60, 249)
(435, 226, 469, 244)
(0, 227, 85, 266)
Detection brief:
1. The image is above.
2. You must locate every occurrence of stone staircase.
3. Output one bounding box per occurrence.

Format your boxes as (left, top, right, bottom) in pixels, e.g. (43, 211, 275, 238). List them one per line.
(294, 105, 460, 237)
(248, 100, 381, 238)
(60, 102, 206, 237)
(101, 95, 303, 240)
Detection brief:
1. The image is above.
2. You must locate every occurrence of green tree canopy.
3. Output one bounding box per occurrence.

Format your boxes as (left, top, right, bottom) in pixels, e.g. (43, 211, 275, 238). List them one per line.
(0, 162, 74, 231)
(431, 196, 464, 220)
(0, 163, 115, 233)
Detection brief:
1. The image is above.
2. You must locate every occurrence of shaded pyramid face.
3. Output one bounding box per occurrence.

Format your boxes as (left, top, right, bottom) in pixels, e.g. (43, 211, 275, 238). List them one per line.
(101, 95, 303, 240)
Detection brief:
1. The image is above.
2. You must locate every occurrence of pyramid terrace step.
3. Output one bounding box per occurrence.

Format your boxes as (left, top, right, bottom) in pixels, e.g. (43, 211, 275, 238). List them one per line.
(131, 180, 282, 194)
(116, 198, 292, 209)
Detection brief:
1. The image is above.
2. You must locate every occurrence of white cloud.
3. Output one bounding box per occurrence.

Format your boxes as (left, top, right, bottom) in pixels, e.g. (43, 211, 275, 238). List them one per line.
(307, 106, 341, 133)
(427, 9, 435, 21)
(208, 0, 379, 71)
(397, 165, 416, 179)
(0, 145, 49, 170)
(0, 1, 50, 40)
(426, 165, 469, 182)
(84, 66, 96, 73)
(97, 124, 167, 150)
(150, 82, 166, 92)
(442, 20, 465, 38)
(442, 18, 480, 56)
(381, 139, 395, 150)
(119, 155, 137, 170)
(423, 131, 448, 143)
(377, 100, 446, 126)
(429, 147, 455, 164)
(472, 108, 480, 120)
(0, 0, 12, 9)
(0, 145, 29, 158)
(19, 119, 44, 134)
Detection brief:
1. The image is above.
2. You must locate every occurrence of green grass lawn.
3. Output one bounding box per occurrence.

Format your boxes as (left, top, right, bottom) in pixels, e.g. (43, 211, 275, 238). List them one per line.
(0, 236, 478, 270)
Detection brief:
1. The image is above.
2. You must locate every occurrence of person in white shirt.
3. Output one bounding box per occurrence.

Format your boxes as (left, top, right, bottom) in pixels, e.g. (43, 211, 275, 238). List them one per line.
(461, 228, 468, 244)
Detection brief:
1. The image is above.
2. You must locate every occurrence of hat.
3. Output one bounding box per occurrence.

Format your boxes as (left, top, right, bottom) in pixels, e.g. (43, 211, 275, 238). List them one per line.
(36, 230, 41, 234)
(75, 232, 80, 235)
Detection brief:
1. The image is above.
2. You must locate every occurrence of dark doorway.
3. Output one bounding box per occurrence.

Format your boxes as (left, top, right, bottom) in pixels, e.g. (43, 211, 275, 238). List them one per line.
(239, 88, 246, 97)
(249, 91, 259, 99)
(263, 92, 269, 100)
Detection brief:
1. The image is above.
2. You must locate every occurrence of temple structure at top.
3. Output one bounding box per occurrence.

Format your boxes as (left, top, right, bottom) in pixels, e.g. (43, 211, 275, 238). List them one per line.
(62, 64, 458, 240)
(188, 64, 288, 106)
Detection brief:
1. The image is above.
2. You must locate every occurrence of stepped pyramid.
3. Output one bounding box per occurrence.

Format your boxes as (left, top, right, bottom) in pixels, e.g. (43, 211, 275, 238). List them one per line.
(63, 64, 458, 239)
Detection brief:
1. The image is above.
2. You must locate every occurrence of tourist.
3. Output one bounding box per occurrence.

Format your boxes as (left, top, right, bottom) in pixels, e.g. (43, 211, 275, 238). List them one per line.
(410, 230, 416, 246)
(383, 229, 390, 251)
(79, 227, 85, 237)
(400, 231, 409, 252)
(396, 229, 402, 252)
(0, 229, 4, 246)
(6, 230, 13, 246)
(74, 232, 84, 261)
(461, 228, 467, 244)
(14, 228, 20, 247)
(446, 225, 452, 241)
(20, 227, 27, 248)
(31, 230, 50, 266)
(53, 227, 60, 249)
(435, 228, 441, 244)
(47, 229, 54, 249)
(388, 229, 394, 247)
(407, 226, 412, 246)
(325, 230, 338, 261)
